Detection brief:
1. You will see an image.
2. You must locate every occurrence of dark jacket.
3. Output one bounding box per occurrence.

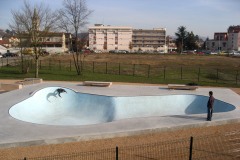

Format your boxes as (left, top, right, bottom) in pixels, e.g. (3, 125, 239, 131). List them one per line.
(207, 96, 214, 108)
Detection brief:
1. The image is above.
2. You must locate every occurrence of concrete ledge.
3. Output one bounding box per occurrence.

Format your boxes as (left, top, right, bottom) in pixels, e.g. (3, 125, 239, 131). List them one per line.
(1, 118, 239, 149)
(0, 83, 22, 91)
(18, 78, 43, 85)
(83, 81, 112, 87)
(168, 84, 198, 90)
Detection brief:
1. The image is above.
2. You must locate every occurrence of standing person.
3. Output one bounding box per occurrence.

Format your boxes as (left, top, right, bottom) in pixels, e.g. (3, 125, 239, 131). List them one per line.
(207, 91, 215, 121)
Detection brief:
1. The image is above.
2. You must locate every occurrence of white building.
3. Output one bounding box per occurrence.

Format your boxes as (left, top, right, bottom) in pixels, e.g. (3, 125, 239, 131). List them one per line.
(132, 28, 167, 52)
(206, 25, 240, 52)
(89, 24, 132, 51)
(227, 26, 240, 51)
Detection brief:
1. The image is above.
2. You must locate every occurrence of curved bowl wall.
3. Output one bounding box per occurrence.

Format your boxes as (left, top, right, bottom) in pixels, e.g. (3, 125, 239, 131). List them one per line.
(9, 87, 236, 126)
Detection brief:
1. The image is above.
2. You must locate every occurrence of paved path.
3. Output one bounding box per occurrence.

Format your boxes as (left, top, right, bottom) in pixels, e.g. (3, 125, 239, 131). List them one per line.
(0, 82, 240, 148)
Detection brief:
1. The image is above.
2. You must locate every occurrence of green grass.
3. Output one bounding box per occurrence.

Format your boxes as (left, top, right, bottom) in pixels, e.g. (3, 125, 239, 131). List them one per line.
(0, 64, 239, 87)
(1, 54, 239, 87)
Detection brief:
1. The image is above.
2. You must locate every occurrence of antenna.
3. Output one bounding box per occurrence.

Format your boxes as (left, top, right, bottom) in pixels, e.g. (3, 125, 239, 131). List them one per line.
(102, 18, 104, 25)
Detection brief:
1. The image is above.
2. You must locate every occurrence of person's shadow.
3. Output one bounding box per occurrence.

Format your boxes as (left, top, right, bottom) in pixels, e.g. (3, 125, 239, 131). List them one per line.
(46, 92, 58, 102)
(46, 88, 67, 102)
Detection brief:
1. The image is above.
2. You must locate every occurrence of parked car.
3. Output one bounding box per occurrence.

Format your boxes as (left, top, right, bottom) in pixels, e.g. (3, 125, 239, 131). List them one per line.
(2, 52, 18, 58)
(109, 50, 116, 53)
(93, 50, 102, 53)
(118, 50, 129, 53)
(39, 50, 50, 56)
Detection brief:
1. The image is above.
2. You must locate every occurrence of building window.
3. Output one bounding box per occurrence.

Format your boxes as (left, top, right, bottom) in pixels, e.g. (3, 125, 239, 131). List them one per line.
(212, 42, 215, 47)
(223, 42, 226, 47)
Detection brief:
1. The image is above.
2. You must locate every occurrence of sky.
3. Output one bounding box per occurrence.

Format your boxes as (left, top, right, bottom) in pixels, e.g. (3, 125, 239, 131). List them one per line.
(0, 0, 240, 39)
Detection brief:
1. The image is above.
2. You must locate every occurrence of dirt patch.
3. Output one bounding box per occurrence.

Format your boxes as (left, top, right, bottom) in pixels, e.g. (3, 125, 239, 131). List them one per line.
(46, 53, 240, 68)
(0, 122, 240, 159)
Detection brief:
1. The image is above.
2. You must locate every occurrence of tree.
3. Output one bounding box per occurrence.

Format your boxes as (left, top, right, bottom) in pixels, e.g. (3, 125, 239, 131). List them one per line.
(9, 1, 57, 78)
(57, 0, 93, 75)
(175, 26, 188, 53)
(9, 15, 26, 73)
(185, 31, 198, 50)
(129, 42, 133, 52)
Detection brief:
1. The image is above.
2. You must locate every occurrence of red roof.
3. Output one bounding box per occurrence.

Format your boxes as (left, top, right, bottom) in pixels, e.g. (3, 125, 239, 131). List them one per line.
(0, 40, 10, 45)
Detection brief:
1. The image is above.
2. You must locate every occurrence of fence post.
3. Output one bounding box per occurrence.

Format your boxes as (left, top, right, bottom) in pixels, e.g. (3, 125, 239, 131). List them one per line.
(93, 61, 95, 73)
(216, 69, 219, 83)
(198, 67, 200, 82)
(189, 136, 193, 160)
(116, 146, 118, 160)
(59, 60, 61, 70)
(181, 66, 183, 80)
(133, 64, 135, 76)
(106, 62, 108, 74)
(70, 60, 71, 71)
(236, 70, 239, 85)
(164, 66, 166, 80)
(148, 65, 150, 78)
(119, 63, 121, 75)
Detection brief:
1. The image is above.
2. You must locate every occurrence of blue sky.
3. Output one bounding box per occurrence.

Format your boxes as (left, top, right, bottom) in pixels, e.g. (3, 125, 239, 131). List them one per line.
(0, 0, 239, 39)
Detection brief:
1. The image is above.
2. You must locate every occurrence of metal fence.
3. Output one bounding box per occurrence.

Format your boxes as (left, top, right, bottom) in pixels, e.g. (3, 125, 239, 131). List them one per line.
(18, 130, 240, 160)
(1, 58, 239, 85)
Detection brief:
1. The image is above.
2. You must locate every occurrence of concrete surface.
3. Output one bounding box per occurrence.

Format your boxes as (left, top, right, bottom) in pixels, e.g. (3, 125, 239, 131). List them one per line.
(9, 87, 235, 126)
(0, 83, 22, 91)
(0, 82, 240, 148)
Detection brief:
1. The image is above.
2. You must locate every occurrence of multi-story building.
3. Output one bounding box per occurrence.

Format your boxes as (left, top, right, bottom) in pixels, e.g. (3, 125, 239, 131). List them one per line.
(206, 32, 228, 52)
(227, 25, 240, 51)
(206, 25, 240, 52)
(88, 24, 132, 51)
(166, 36, 177, 52)
(132, 28, 167, 52)
(88, 24, 167, 52)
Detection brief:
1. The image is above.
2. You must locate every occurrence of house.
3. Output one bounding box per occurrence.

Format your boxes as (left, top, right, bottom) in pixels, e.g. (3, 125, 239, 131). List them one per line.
(19, 32, 72, 53)
(206, 32, 228, 52)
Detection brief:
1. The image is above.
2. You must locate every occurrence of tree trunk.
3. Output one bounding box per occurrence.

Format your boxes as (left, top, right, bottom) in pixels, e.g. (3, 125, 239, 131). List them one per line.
(35, 57, 39, 78)
(73, 31, 81, 75)
(34, 46, 39, 78)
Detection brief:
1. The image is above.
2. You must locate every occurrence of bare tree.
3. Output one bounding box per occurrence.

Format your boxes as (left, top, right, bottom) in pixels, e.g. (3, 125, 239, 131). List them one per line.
(57, 0, 93, 75)
(9, 12, 26, 73)
(9, 0, 57, 78)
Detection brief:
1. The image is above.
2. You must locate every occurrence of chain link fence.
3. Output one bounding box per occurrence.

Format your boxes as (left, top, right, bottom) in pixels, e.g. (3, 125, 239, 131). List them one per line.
(1, 58, 239, 85)
(18, 130, 240, 160)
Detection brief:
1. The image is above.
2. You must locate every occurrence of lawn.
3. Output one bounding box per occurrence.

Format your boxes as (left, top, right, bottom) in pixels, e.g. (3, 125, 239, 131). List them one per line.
(0, 53, 239, 87)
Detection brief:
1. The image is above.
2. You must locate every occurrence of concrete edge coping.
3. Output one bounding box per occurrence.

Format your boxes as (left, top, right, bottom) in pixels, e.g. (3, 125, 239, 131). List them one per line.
(83, 81, 112, 87)
(1, 118, 240, 149)
(0, 83, 23, 91)
(168, 84, 198, 90)
(17, 78, 43, 85)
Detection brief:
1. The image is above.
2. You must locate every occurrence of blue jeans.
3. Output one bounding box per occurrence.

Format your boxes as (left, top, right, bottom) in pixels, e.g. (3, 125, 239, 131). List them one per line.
(207, 107, 213, 120)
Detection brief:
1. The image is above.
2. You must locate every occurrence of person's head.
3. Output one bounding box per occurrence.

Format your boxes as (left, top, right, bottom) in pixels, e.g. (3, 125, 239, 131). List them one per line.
(209, 91, 213, 96)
